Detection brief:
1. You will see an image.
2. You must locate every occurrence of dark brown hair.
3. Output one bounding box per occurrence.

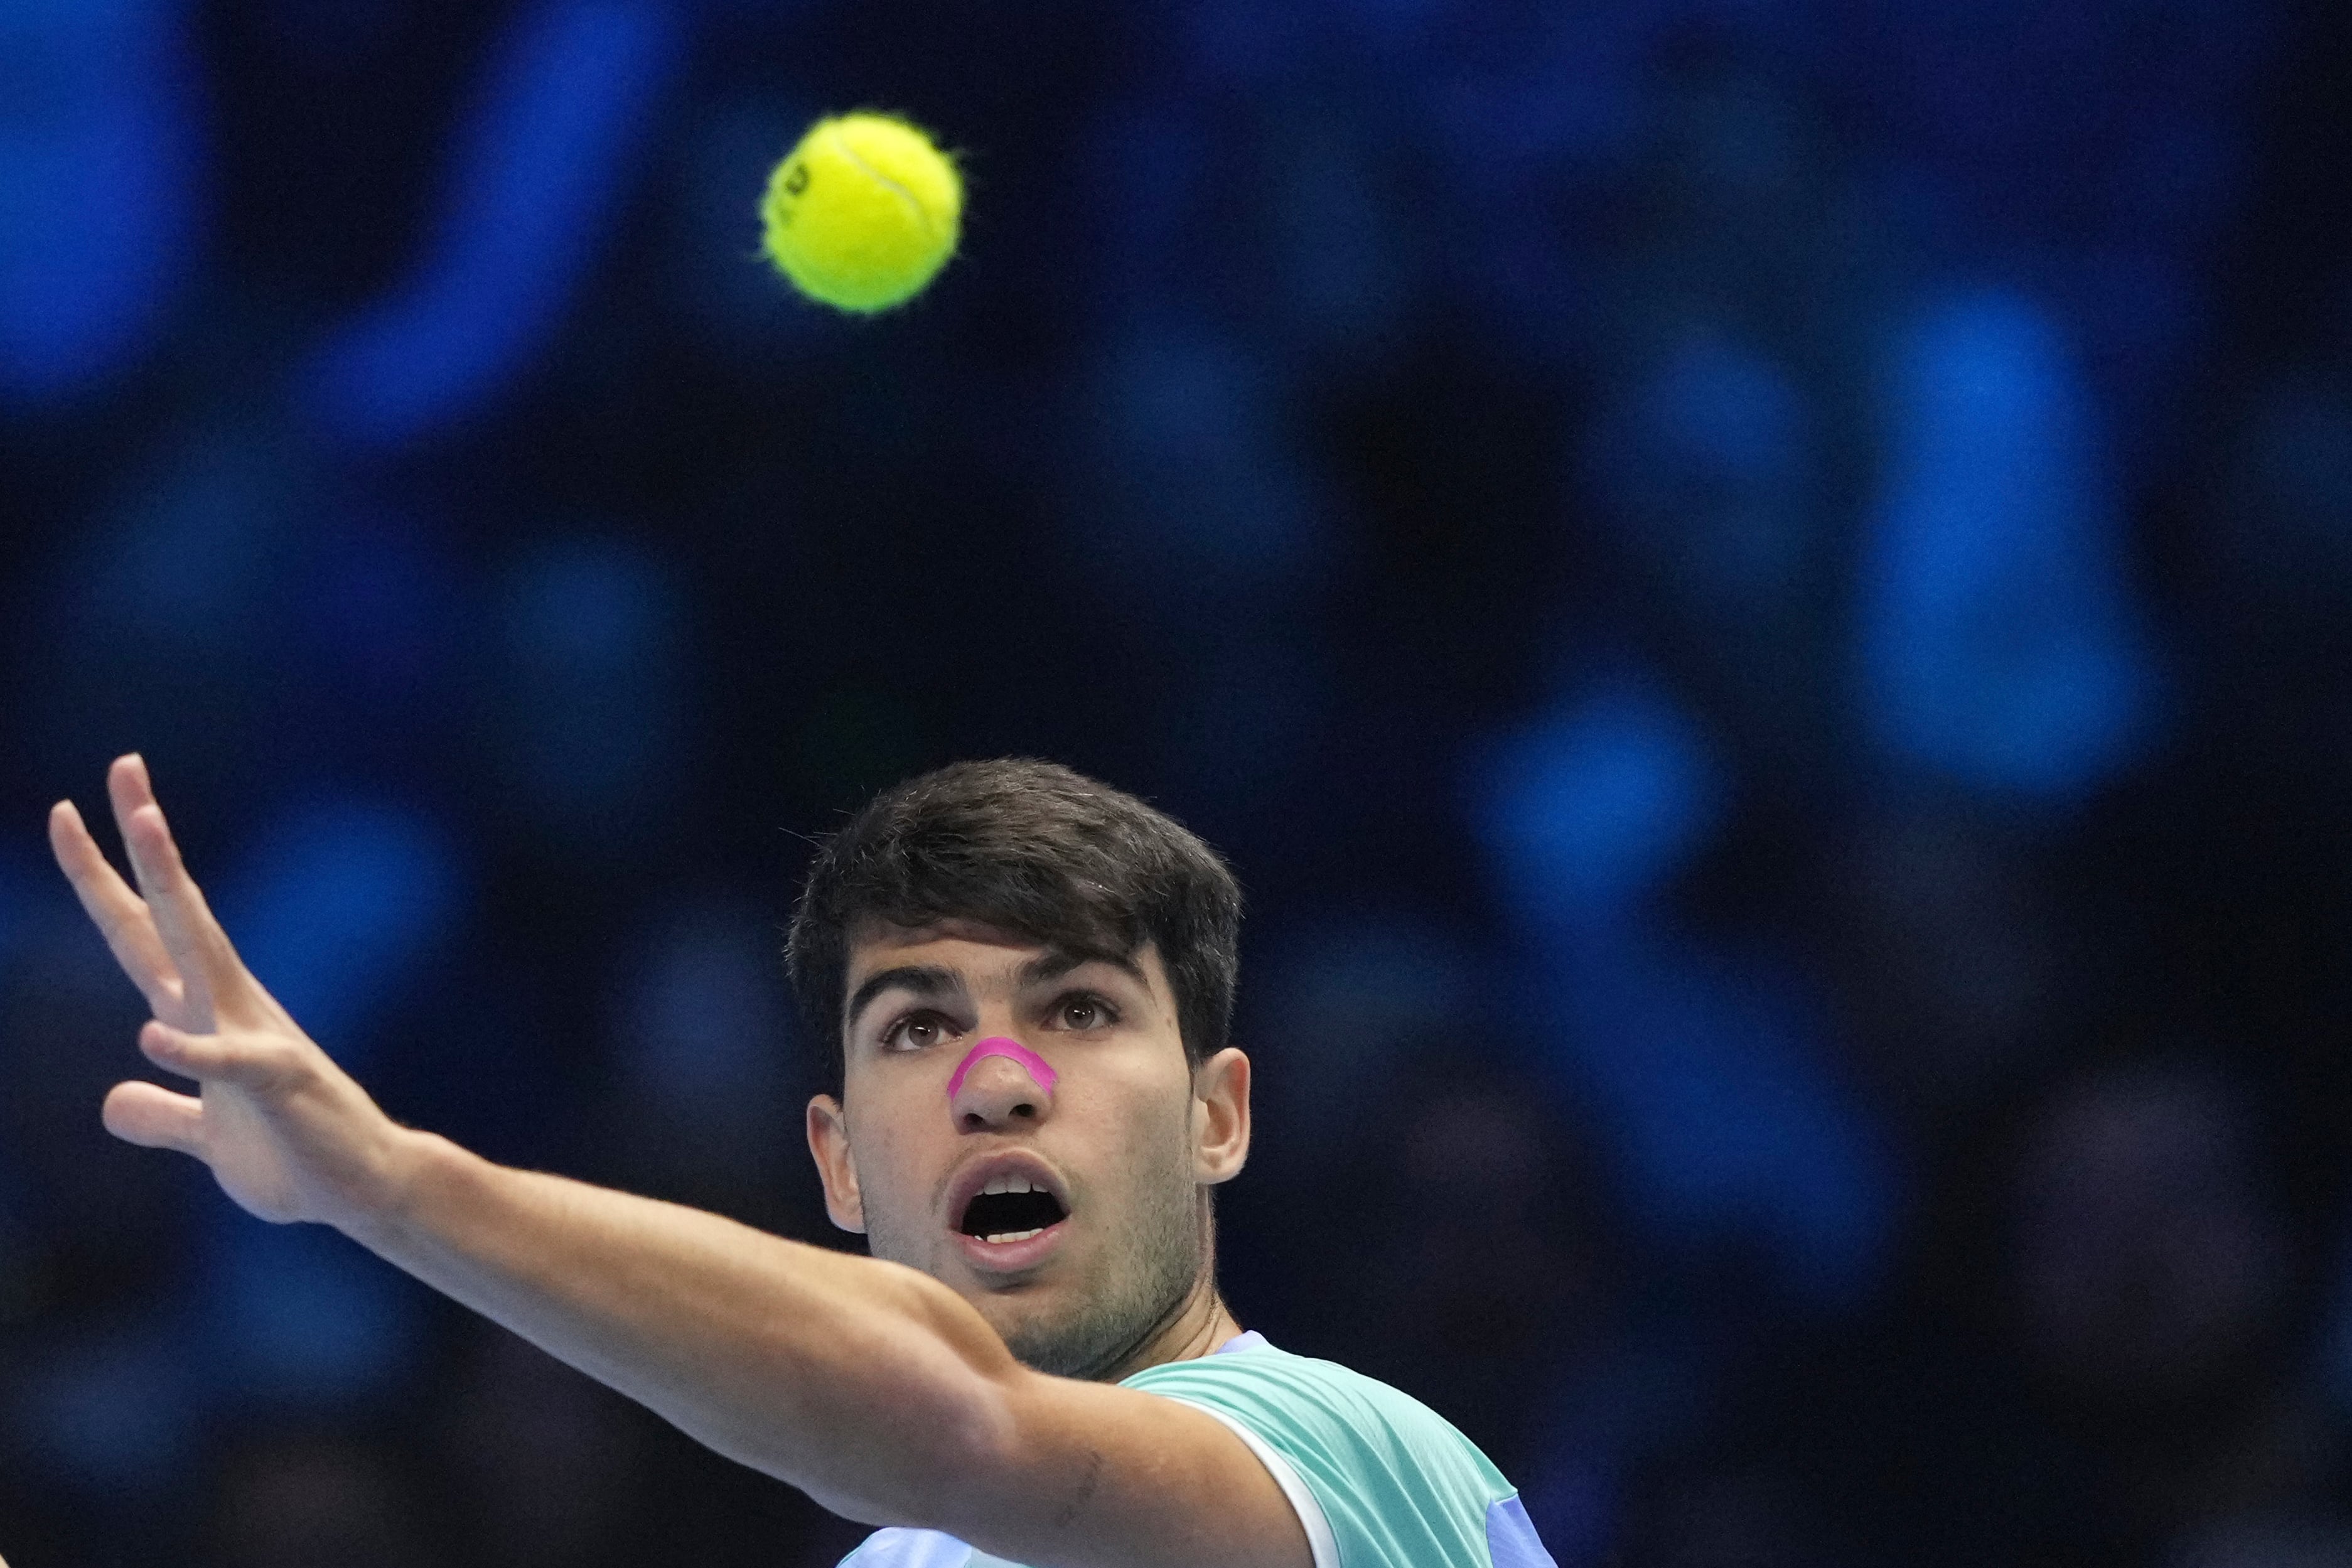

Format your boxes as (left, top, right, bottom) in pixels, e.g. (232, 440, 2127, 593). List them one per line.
(785, 759, 1243, 1095)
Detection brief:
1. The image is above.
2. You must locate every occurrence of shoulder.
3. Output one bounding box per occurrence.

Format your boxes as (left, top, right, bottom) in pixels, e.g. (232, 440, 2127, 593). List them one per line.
(1129, 1341, 1487, 1459)
(1129, 1339, 1505, 1483)
(1125, 1340, 1544, 1568)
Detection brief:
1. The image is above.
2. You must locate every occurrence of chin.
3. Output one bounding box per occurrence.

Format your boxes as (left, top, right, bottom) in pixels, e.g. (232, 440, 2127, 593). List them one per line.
(999, 1321, 1106, 1379)
(979, 1287, 1073, 1348)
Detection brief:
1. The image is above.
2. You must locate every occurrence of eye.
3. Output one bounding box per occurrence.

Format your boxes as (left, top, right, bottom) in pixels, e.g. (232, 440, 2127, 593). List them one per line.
(881, 1010, 953, 1052)
(1052, 992, 1119, 1031)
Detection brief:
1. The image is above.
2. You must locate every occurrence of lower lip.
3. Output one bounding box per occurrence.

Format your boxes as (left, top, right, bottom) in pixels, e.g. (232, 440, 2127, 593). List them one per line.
(954, 1218, 1069, 1274)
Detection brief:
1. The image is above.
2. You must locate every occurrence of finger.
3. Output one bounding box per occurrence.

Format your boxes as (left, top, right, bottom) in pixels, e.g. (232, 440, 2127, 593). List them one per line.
(48, 798, 186, 1016)
(101, 1078, 207, 1156)
(107, 758, 250, 1024)
(139, 1020, 281, 1091)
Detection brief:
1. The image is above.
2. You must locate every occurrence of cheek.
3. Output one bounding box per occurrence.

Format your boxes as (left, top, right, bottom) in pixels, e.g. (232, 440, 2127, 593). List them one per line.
(841, 1105, 933, 1227)
(1099, 1082, 1200, 1186)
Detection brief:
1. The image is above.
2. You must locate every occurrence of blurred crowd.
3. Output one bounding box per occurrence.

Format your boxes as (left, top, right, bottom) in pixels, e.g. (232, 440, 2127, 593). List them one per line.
(6, 0, 2352, 1563)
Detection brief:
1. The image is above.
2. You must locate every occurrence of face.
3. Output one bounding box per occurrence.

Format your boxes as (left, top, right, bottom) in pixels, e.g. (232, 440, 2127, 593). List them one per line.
(805, 920, 1251, 1380)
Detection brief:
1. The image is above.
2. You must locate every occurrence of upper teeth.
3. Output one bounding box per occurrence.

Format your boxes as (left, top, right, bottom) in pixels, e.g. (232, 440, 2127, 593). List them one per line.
(982, 1175, 1036, 1196)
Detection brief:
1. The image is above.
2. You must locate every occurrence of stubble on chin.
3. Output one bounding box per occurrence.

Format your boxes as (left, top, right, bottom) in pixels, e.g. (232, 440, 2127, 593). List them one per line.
(867, 1119, 1214, 1382)
(897, 1152, 1208, 1382)
(997, 1186, 1205, 1381)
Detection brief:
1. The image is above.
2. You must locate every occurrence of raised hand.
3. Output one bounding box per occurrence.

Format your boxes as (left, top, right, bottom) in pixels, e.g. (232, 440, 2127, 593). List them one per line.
(48, 756, 412, 1228)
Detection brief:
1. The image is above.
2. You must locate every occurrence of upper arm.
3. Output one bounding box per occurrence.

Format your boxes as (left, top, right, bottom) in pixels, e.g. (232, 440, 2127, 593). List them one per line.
(926, 1368, 1318, 1568)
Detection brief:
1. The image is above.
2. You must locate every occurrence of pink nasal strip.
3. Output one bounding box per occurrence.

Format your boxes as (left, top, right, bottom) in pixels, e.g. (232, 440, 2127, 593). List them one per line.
(947, 1036, 1059, 1100)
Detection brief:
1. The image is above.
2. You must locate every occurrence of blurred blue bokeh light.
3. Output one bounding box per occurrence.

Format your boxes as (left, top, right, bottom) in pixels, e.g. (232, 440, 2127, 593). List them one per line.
(0, 0, 205, 407)
(1473, 670, 1726, 930)
(302, 0, 681, 449)
(211, 798, 464, 1066)
(1855, 289, 2162, 802)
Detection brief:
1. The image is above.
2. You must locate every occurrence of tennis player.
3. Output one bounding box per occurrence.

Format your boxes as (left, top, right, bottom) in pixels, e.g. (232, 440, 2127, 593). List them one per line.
(50, 753, 1555, 1568)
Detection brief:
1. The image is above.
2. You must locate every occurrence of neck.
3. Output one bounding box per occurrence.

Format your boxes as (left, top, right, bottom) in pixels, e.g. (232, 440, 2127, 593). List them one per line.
(1105, 1195, 1243, 1378)
(1105, 1267, 1242, 1382)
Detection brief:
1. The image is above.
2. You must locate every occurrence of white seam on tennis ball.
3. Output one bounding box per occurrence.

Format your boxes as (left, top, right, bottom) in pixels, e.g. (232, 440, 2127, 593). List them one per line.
(826, 123, 939, 241)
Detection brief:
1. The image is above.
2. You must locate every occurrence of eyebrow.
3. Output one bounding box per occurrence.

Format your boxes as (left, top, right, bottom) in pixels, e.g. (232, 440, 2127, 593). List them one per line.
(842, 948, 1149, 1035)
(1016, 947, 1148, 991)
(844, 964, 963, 1036)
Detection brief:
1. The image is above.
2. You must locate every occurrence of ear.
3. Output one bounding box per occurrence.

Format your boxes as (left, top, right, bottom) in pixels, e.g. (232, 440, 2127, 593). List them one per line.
(1190, 1047, 1253, 1186)
(805, 1093, 867, 1233)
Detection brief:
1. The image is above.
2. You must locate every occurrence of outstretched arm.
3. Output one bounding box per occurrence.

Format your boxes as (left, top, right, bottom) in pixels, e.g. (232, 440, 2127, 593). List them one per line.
(48, 757, 1308, 1568)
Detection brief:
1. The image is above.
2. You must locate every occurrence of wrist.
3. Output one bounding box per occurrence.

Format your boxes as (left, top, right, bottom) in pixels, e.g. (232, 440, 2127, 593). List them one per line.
(335, 1124, 457, 1247)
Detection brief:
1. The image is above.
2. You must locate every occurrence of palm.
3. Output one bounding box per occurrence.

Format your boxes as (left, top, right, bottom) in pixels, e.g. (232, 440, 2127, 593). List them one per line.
(184, 1076, 306, 1222)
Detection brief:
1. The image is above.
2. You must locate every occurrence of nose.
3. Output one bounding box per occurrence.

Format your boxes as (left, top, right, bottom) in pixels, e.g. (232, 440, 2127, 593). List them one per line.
(948, 1036, 1058, 1129)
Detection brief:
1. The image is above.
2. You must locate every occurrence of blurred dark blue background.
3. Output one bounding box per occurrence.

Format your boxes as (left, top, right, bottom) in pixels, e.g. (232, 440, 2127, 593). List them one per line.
(6, 1, 2352, 1563)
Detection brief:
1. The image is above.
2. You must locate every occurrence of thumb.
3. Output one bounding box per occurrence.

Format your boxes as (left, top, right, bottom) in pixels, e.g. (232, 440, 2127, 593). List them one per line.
(102, 1079, 206, 1156)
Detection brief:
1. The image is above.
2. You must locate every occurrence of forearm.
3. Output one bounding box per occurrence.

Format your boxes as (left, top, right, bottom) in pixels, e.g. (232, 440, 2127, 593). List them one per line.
(344, 1129, 1016, 1523)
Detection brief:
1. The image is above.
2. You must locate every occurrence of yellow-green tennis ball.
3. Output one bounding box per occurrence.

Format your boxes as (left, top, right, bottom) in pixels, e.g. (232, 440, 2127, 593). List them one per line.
(760, 112, 962, 314)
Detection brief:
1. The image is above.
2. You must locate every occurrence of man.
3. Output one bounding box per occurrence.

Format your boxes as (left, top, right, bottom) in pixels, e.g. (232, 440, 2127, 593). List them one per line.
(50, 753, 1555, 1568)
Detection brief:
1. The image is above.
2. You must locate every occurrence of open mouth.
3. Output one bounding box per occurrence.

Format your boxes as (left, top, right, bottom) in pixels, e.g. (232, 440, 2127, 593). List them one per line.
(957, 1176, 1068, 1245)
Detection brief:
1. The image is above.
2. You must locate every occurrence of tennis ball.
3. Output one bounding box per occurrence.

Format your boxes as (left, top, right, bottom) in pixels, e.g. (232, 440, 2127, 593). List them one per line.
(760, 112, 962, 313)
